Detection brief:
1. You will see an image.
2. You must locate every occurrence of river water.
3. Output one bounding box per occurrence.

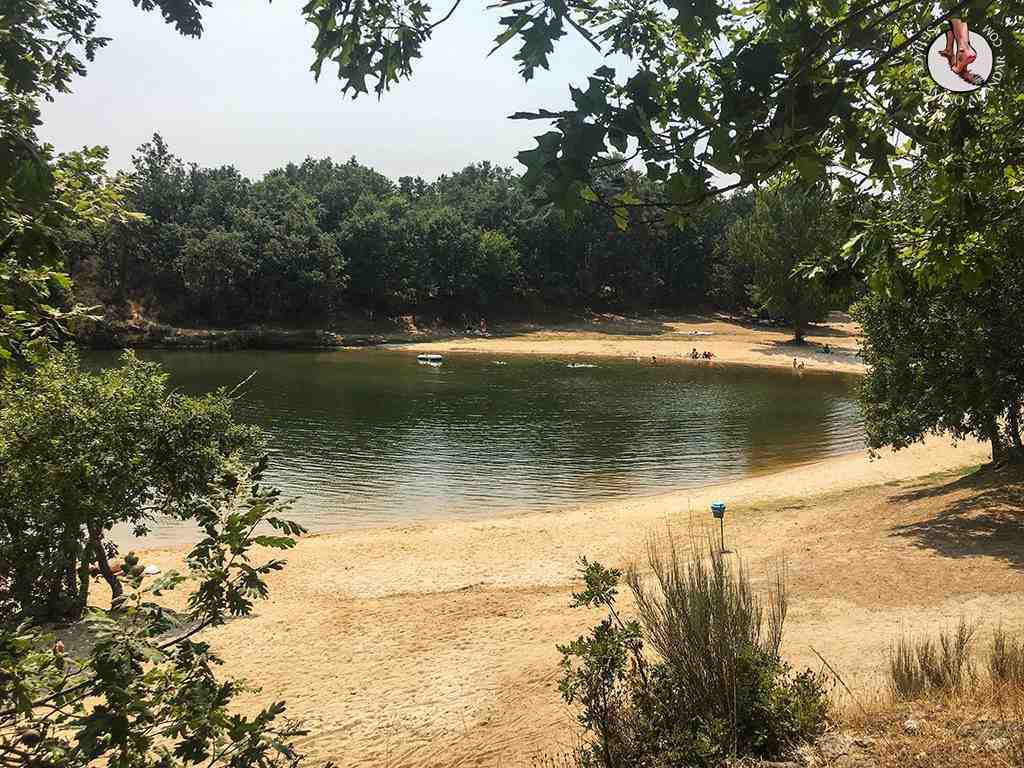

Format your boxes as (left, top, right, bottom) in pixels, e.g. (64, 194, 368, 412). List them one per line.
(91, 349, 864, 546)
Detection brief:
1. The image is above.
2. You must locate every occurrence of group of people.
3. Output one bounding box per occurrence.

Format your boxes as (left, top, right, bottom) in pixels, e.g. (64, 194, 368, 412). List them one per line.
(689, 348, 715, 360)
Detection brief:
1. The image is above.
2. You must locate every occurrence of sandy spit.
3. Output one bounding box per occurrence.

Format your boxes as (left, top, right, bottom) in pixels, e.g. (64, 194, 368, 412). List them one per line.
(396, 313, 865, 375)
(131, 433, 1021, 768)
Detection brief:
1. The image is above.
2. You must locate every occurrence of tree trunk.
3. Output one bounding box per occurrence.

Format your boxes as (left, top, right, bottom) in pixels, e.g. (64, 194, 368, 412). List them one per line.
(72, 538, 92, 620)
(989, 420, 1007, 463)
(1008, 403, 1024, 452)
(87, 523, 123, 606)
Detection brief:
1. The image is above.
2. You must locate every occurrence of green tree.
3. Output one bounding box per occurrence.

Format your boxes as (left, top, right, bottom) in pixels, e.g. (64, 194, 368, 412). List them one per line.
(854, 248, 1024, 462)
(723, 186, 839, 342)
(281, 156, 395, 232)
(846, 87, 1024, 292)
(0, 349, 264, 623)
(475, 229, 520, 309)
(0, 3, 215, 358)
(336, 194, 418, 317)
(304, 0, 1024, 289)
(0, 455, 320, 768)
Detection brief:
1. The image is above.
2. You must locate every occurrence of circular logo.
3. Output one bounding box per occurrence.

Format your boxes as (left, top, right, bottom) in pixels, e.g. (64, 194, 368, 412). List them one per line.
(926, 29, 996, 92)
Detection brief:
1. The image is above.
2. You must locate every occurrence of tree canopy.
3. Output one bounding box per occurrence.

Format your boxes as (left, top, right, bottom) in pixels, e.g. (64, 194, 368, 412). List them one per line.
(69, 136, 767, 326)
(301, 0, 1024, 289)
(722, 184, 843, 342)
(0, 349, 265, 623)
(854, 244, 1024, 462)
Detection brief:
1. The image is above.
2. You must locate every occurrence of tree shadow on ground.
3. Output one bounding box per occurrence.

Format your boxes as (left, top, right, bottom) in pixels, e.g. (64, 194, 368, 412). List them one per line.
(488, 312, 683, 338)
(749, 340, 862, 366)
(888, 465, 1024, 569)
(718, 313, 860, 339)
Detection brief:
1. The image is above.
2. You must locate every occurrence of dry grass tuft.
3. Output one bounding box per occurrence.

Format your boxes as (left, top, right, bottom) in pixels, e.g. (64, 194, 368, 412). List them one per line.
(829, 624, 1024, 768)
(888, 619, 977, 700)
(991, 626, 1024, 687)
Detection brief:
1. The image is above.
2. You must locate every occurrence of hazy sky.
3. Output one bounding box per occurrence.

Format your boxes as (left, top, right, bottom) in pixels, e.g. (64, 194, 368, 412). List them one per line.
(40, 0, 614, 181)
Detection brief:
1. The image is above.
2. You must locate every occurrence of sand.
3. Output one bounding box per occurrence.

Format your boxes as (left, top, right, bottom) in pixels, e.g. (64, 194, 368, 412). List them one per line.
(133, 434, 1024, 768)
(398, 312, 865, 374)
(124, 317, 1023, 766)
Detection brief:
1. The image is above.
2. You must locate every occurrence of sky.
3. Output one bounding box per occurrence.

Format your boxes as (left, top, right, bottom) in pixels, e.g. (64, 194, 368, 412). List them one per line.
(40, 0, 614, 182)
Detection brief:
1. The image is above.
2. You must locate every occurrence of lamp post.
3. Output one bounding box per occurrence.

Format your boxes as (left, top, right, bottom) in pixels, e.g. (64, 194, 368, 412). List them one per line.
(711, 501, 727, 553)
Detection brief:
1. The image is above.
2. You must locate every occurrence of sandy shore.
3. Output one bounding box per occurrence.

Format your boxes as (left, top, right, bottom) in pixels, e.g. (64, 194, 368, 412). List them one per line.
(399, 312, 865, 375)
(131, 433, 1024, 768)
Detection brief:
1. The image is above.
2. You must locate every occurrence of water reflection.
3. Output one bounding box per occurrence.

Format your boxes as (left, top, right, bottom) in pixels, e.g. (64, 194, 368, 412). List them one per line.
(88, 350, 864, 546)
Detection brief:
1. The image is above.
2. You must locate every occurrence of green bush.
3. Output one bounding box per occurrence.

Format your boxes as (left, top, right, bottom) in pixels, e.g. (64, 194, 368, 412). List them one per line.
(0, 348, 264, 622)
(557, 536, 829, 768)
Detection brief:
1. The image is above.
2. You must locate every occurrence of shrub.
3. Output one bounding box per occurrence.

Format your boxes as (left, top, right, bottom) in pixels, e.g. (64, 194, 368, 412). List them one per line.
(557, 535, 829, 768)
(888, 619, 976, 700)
(0, 348, 263, 622)
(0, 458, 322, 768)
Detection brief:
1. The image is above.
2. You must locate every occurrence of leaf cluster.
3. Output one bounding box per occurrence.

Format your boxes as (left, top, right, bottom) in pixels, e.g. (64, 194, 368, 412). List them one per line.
(0, 457, 323, 767)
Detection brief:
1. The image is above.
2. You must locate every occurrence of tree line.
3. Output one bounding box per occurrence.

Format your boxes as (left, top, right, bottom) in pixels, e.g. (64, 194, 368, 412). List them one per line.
(69, 134, 828, 327)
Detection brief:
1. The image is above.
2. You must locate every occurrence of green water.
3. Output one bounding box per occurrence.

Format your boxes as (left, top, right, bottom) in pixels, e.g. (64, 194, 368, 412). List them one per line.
(92, 349, 863, 545)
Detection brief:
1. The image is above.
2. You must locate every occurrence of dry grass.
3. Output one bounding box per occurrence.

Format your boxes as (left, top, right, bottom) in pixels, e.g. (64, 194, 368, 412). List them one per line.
(991, 626, 1024, 687)
(889, 620, 978, 700)
(822, 626, 1024, 768)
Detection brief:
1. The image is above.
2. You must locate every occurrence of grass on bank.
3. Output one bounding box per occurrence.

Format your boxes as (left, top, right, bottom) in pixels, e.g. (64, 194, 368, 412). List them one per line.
(829, 622, 1024, 768)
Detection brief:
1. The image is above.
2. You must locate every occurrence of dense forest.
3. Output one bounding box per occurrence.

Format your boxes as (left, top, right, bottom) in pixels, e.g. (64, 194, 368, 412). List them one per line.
(67, 135, 767, 327)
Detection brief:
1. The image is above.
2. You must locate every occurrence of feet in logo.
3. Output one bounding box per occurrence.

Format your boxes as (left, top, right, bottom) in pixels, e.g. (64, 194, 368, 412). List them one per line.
(930, 23, 989, 90)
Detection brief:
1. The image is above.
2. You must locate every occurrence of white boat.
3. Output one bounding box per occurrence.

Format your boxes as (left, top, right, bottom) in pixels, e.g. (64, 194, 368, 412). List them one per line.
(417, 353, 444, 363)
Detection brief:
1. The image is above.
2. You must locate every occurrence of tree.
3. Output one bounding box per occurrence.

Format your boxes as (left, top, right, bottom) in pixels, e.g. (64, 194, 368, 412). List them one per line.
(475, 229, 521, 309)
(0, 454, 321, 768)
(0, 349, 264, 623)
(0, 6, 325, 766)
(846, 87, 1024, 292)
(304, 0, 1024, 290)
(854, 247, 1024, 462)
(0, 2, 212, 359)
(336, 194, 418, 317)
(280, 157, 395, 232)
(722, 185, 839, 342)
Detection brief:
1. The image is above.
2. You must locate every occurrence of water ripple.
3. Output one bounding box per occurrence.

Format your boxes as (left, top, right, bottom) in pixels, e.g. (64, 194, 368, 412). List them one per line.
(91, 350, 865, 545)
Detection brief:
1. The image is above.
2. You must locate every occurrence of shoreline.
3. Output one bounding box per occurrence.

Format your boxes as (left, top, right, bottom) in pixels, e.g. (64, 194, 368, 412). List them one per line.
(384, 312, 865, 375)
(130, 437, 869, 553)
(128, 437, 1021, 768)
(80, 312, 866, 376)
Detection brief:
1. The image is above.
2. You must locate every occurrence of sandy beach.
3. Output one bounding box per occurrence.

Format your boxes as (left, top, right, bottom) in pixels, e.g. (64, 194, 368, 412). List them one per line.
(133, 432, 1024, 767)
(116, 317, 1024, 767)
(399, 312, 866, 375)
